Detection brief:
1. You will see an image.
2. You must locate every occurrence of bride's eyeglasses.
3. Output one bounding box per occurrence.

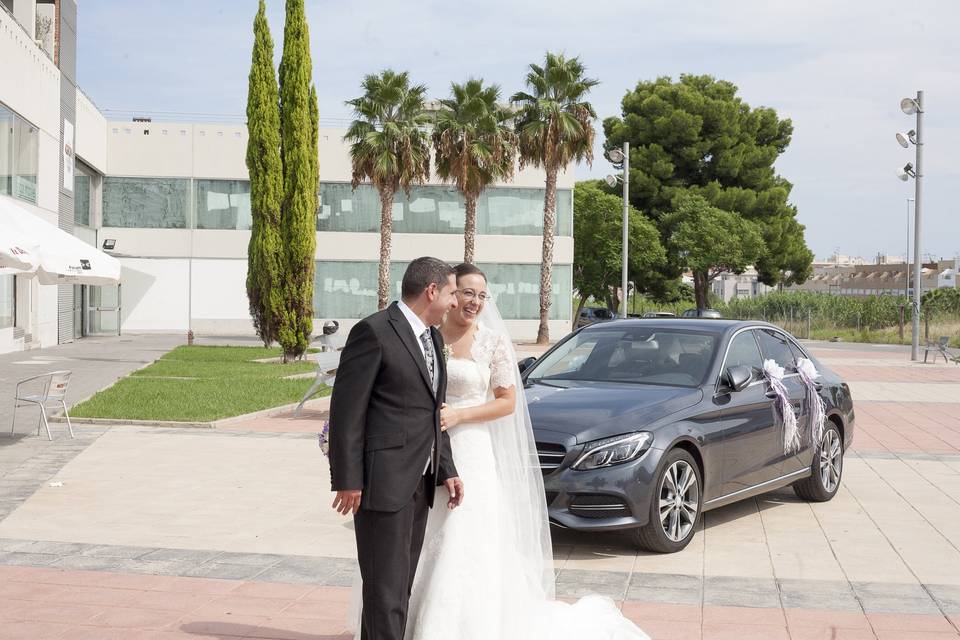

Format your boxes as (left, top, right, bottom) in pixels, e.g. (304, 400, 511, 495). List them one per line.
(457, 288, 490, 303)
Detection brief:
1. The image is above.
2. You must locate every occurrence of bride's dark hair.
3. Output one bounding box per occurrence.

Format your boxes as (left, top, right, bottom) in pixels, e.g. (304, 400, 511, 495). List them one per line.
(454, 262, 486, 283)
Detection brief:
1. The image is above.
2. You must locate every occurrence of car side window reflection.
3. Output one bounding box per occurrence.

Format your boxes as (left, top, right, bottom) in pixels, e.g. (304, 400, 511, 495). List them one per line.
(755, 329, 797, 372)
(724, 331, 764, 381)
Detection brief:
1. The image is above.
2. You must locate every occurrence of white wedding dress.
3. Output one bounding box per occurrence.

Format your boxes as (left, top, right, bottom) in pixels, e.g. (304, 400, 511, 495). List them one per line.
(404, 320, 650, 640)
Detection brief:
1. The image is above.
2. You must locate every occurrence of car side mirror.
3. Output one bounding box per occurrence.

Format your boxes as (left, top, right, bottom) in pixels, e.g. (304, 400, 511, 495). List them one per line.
(518, 356, 537, 374)
(724, 365, 752, 392)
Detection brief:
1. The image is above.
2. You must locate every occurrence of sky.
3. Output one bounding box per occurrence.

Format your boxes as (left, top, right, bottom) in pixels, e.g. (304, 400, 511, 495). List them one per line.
(76, 0, 960, 262)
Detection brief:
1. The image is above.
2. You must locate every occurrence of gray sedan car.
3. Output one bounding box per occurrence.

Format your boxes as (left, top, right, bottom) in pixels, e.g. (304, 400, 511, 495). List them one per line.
(523, 319, 854, 553)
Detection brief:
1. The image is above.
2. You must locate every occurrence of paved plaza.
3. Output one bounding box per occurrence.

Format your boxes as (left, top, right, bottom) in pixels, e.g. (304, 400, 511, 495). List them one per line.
(2, 338, 960, 638)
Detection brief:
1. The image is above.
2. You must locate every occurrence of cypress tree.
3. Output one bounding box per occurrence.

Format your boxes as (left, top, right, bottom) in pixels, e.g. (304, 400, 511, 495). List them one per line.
(245, 0, 284, 348)
(277, 0, 317, 361)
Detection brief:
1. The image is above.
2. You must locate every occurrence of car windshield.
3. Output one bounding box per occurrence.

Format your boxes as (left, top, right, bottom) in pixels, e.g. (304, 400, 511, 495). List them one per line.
(526, 327, 717, 388)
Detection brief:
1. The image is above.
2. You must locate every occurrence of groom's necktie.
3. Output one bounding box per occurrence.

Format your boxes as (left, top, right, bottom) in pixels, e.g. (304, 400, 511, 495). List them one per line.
(419, 329, 437, 393)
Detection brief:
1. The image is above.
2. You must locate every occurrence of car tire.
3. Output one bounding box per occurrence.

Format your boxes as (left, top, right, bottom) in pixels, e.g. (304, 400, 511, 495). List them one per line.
(634, 448, 702, 553)
(793, 422, 843, 502)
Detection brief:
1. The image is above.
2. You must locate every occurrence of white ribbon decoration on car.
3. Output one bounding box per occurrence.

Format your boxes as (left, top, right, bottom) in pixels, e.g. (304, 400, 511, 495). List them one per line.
(763, 359, 801, 455)
(796, 357, 826, 449)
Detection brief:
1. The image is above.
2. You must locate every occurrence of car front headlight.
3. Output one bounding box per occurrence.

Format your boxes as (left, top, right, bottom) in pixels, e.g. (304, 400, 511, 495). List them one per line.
(572, 432, 653, 470)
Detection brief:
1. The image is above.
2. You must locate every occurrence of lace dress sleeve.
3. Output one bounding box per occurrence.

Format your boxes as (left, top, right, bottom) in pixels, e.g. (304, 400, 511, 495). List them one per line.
(488, 331, 517, 391)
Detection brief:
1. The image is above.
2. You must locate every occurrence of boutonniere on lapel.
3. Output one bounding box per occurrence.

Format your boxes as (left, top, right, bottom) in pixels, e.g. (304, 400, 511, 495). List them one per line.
(442, 345, 452, 363)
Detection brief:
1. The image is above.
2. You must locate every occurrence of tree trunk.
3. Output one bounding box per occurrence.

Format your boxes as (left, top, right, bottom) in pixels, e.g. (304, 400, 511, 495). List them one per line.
(693, 270, 710, 310)
(537, 166, 558, 345)
(573, 295, 587, 332)
(463, 195, 477, 264)
(377, 187, 395, 310)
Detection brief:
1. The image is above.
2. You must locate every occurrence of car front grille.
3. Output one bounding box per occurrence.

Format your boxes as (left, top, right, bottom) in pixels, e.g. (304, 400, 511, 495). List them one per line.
(536, 442, 567, 475)
(568, 494, 632, 519)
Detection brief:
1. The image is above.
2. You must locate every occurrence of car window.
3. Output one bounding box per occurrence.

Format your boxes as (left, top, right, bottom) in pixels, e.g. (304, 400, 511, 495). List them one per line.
(755, 328, 797, 371)
(787, 339, 807, 363)
(723, 330, 764, 380)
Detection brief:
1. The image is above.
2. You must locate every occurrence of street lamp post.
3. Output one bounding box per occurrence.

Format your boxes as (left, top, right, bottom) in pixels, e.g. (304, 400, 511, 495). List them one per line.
(605, 141, 630, 318)
(896, 91, 924, 361)
(905, 197, 914, 298)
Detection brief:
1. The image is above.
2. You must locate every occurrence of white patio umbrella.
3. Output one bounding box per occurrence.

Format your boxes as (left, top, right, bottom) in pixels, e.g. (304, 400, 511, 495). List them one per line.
(0, 197, 121, 285)
(0, 224, 40, 271)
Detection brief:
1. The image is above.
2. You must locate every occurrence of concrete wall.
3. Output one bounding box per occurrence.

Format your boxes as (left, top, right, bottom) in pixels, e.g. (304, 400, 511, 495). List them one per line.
(104, 122, 576, 189)
(0, 7, 59, 135)
(75, 90, 107, 172)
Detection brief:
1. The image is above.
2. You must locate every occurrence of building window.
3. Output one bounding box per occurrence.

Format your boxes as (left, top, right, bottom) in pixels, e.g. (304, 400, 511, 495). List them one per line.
(317, 183, 573, 237)
(195, 179, 252, 230)
(0, 275, 14, 329)
(313, 261, 572, 321)
(74, 173, 91, 226)
(102, 177, 189, 228)
(0, 102, 39, 204)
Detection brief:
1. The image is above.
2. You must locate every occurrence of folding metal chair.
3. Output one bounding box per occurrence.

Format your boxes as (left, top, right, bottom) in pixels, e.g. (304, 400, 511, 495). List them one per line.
(11, 370, 75, 441)
(924, 336, 954, 364)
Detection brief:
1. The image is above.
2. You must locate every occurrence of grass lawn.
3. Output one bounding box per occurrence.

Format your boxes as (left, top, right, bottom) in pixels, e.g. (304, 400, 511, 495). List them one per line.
(70, 346, 327, 422)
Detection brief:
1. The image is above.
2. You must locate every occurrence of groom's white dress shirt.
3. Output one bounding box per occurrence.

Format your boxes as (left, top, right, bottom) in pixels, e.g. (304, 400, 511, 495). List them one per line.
(397, 300, 437, 475)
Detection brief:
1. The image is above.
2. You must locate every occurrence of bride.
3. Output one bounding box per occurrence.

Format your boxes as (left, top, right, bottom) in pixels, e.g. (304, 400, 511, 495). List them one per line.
(402, 263, 650, 640)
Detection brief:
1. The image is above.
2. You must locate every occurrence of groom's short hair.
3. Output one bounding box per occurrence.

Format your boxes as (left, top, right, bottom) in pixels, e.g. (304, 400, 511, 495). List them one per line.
(401, 257, 455, 300)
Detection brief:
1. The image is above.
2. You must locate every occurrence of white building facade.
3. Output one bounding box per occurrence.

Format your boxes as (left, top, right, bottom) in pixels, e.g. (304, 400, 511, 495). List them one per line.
(1, 1, 574, 355)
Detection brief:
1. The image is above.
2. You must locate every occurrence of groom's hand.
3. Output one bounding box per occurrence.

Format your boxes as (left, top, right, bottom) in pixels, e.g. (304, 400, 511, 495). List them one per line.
(444, 477, 464, 510)
(332, 490, 362, 515)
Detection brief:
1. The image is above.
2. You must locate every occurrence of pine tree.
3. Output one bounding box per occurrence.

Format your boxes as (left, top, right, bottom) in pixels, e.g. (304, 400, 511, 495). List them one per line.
(276, 0, 317, 361)
(245, 0, 284, 348)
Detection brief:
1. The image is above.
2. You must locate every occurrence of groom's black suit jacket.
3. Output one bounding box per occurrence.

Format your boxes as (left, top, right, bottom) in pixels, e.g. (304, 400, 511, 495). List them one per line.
(328, 302, 458, 512)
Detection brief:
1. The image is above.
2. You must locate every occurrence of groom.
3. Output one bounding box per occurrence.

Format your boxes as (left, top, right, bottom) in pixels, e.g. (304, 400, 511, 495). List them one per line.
(328, 256, 465, 640)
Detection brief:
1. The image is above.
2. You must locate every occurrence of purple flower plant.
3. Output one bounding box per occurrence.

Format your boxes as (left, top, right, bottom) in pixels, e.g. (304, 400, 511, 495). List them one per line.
(318, 420, 330, 457)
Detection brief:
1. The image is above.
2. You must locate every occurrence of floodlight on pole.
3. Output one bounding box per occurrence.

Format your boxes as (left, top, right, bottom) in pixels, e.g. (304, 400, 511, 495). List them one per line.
(605, 142, 630, 318)
(606, 148, 625, 165)
(895, 91, 924, 360)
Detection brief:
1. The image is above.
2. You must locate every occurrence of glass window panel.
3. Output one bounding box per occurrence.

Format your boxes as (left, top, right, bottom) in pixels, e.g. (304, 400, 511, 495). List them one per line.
(12, 117, 38, 203)
(102, 177, 189, 228)
(317, 182, 571, 236)
(74, 173, 91, 226)
(0, 275, 14, 329)
(478, 263, 572, 320)
(0, 104, 13, 197)
(196, 179, 252, 230)
(313, 260, 409, 320)
(313, 261, 571, 321)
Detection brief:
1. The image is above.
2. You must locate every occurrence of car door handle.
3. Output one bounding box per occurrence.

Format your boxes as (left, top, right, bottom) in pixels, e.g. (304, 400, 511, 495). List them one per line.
(765, 390, 778, 399)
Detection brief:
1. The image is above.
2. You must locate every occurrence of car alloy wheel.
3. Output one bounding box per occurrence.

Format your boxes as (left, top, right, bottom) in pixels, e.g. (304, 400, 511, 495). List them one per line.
(659, 459, 699, 543)
(820, 428, 842, 493)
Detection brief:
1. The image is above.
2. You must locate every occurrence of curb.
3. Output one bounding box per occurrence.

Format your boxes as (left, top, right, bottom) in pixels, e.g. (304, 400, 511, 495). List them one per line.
(50, 395, 331, 430)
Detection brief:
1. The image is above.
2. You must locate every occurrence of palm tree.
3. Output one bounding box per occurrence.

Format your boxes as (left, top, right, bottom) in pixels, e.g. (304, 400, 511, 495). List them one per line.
(433, 79, 517, 264)
(344, 70, 431, 310)
(512, 53, 598, 344)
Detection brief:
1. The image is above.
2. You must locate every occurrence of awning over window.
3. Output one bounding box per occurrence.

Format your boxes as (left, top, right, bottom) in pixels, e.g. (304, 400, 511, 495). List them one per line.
(0, 196, 121, 285)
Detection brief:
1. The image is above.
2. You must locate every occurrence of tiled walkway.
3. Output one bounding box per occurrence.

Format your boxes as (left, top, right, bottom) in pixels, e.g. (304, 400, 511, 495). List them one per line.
(2, 340, 960, 638)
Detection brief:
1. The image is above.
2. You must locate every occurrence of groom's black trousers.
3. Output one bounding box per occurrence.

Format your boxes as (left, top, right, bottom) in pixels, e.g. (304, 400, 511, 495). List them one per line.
(354, 475, 430, 640)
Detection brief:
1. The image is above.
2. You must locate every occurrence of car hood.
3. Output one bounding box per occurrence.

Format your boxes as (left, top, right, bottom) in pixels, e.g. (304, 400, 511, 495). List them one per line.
(524, 380, 703, 443)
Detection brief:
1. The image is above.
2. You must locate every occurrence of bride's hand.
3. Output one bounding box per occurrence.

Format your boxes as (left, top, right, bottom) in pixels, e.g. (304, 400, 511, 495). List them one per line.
(440, 404, 463, 431)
